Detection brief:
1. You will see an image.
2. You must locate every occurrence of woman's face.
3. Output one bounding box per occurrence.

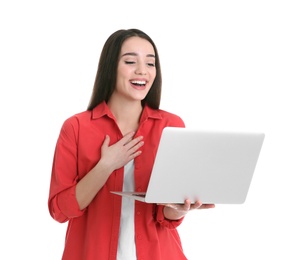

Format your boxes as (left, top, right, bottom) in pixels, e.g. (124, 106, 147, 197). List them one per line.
(114, 36, 156, 103)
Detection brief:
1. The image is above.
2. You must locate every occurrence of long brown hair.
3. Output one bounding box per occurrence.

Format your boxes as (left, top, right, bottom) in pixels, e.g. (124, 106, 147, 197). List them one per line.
(87, 29, 162, 110)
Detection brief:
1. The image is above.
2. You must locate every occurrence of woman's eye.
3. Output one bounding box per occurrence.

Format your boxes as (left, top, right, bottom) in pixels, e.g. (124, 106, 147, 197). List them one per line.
(125, 61, 135, 64)
(147, 63, 155, 67)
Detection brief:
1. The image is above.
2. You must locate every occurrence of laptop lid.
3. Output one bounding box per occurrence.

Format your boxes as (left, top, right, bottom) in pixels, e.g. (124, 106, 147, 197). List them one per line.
(112, 127, 265, 204)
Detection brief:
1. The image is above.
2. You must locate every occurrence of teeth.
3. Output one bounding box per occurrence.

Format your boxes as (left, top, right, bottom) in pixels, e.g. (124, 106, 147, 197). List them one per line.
(131, 80, 146, 85)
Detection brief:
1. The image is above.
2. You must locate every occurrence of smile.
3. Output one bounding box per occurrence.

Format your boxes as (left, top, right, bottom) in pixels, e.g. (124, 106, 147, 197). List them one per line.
(130, 80, 146, 87)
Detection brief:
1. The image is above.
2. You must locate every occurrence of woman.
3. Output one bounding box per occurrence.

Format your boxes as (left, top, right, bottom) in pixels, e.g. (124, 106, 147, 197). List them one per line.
(48, 28, 215, 260)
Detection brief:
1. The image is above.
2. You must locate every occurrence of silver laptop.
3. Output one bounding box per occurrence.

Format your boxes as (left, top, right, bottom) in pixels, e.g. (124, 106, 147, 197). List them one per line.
(111, 127, 265, 204)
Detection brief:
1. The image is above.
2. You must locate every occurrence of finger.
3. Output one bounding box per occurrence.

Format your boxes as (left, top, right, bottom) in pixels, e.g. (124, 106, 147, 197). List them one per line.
(121, 131, 136, 145)
(189, 200, 203, 210)
(102, 135, 110, 148)
(127, 139, 144, 154)
(198, 204, 215, 209)
(127, 150, 142, 160)
(183, 199, 192, 211)
(126, 135, 144, 147)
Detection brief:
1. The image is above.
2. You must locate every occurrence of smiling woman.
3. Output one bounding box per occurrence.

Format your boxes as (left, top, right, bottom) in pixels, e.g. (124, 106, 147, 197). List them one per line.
(108, 36, 157, 115)
(47, 28, 214, 260)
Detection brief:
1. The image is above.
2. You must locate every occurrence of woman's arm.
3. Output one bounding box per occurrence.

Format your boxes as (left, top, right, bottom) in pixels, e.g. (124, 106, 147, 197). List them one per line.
(76, 133, 144, 210)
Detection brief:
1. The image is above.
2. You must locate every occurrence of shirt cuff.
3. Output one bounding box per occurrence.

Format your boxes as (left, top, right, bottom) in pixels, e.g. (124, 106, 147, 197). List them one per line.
(50, 186, 85, 222)
(156, 205, 184, 229)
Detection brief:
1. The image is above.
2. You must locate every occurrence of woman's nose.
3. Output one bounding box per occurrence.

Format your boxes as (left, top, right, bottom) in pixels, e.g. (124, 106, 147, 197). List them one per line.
(135, 62, 147, 75)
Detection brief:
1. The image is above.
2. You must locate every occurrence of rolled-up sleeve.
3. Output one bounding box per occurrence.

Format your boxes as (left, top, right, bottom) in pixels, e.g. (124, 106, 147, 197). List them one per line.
(48, 117, 85, 223)
(155, 205, 184, 229)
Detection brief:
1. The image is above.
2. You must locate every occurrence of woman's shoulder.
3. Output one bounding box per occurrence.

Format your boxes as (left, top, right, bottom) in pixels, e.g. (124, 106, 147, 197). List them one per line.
(65, 109, 91, 121)
(61, 110, 92, 129)
(156, 108, 185, 127)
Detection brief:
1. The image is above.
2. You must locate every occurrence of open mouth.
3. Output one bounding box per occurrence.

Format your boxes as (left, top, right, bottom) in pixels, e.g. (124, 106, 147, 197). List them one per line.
(130, 80, 146, 87)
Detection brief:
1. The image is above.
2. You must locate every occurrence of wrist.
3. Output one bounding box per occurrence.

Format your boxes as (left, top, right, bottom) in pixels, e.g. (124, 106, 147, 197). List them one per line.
(163, 206, 186, 220)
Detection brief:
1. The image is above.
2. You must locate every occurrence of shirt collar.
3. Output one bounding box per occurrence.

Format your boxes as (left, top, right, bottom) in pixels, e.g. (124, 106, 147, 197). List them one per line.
(139, 104, 162, 123)
(91, 101, 162, 122)
(91, 101, 115, 120)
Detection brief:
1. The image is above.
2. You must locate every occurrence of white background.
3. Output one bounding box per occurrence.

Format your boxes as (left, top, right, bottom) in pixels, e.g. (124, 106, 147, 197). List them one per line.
(1, 1, 293, 259)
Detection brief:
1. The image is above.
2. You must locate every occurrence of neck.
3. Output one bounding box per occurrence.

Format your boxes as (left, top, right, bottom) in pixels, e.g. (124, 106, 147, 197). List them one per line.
(107, 98, 143, 135)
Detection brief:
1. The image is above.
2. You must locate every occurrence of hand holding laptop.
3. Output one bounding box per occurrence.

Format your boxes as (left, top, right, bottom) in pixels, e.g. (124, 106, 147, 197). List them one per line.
(159, 199, 215, 220)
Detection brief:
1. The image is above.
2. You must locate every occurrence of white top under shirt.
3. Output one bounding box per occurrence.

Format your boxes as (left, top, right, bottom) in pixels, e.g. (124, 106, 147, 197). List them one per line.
(117, 160, 137, 260)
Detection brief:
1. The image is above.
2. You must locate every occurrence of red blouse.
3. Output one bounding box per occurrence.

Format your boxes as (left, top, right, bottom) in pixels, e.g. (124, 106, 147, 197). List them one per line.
(48, 102, 187, 260)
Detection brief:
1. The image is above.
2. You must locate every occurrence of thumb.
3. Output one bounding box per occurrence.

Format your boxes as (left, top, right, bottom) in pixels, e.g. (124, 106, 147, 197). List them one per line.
(102, 134, 110, 148)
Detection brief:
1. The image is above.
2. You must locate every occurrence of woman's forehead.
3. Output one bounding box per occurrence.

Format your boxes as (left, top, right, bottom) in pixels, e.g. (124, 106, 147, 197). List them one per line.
(120, 37, 155, 57)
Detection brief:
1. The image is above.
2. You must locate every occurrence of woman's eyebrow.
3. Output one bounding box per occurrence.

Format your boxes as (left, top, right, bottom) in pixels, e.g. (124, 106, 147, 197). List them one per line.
(121, 52, 156, 58)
